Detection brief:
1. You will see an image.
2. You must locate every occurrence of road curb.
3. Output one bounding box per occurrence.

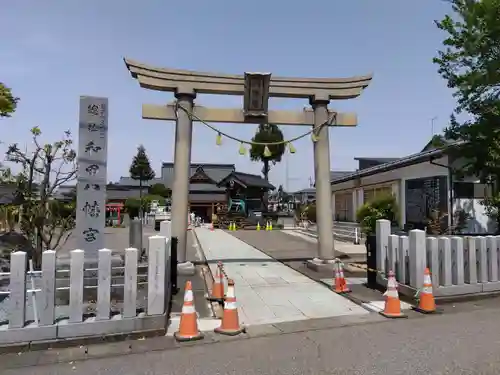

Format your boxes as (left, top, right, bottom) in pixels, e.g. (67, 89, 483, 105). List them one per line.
(191, 229, 223, 319)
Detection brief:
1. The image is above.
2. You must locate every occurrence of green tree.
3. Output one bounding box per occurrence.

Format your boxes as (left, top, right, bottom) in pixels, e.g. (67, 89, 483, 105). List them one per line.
(129, 145, 155, 216)
(249, 124, 285, 181)
(433, 0, 500, 229)
(0, 82, 19, 118)
(5, 127, 77, 268)
(149, 182, 171, 198)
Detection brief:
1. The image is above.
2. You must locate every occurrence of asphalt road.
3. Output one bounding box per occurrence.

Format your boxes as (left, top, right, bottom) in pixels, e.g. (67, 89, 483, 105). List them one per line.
(7, 304, 500, 374)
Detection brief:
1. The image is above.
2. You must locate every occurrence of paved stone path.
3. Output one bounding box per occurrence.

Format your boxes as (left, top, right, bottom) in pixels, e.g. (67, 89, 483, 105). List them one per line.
(229, 229, 414, 313)
(194, 228, 369, 326)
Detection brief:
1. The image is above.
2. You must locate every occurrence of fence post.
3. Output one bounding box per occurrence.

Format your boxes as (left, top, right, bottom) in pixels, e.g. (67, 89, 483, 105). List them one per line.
(69, 249, 85, 323)
(426, 237, 439, 288)
(97, 248, 112, 320)
(123, 247, 138, 318)
(375, 219, 390, 276)
(170, 236, 179, 295)
(451, 236, 465, 285)
(486, 236, 498, 282)
(409, 229, 426, 289)
(40, 250, 56, 326)
(147, 235, 166, 315)
(9, 251, 27, 329)
(397, 236, 409, 284)
(438, 237, 452, 286)
(465, 236, 477, 284)
(476, 237, 488, 283)
(388, 235, 398, 274)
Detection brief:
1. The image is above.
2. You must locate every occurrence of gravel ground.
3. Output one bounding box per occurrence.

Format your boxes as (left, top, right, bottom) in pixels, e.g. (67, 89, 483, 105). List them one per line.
(5, 304, 500, 374)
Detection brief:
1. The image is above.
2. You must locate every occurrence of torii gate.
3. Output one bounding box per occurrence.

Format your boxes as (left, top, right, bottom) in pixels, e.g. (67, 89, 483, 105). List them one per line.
(124, 59, 372, 274)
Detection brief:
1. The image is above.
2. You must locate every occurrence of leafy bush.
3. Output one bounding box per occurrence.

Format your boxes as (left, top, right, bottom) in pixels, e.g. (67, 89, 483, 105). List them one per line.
(304, 204, 316, 222)
(356, 194, 398, 235)
(125, 195, 167, 218)
(294, 203, 316, 222)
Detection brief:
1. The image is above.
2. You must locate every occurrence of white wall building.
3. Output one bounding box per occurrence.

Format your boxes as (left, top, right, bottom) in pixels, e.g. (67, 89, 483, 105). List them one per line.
(330, 145, 493, 234)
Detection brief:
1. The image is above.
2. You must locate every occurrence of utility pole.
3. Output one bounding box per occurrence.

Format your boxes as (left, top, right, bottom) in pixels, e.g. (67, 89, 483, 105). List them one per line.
(431, 116, 438, 136)
(284, 152, 301, 193)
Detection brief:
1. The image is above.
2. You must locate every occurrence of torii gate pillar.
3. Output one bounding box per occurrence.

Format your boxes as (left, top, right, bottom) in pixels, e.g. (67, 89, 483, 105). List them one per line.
(310, 97, 335, 266)
(170, 91, 196, 273)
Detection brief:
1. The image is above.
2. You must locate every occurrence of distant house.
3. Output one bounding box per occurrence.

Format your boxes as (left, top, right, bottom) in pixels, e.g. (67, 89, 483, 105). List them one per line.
(330, 140, 492, 234)
(291, 188, 316, 205)
(56, 162, 274, 222)
(293, 171, 355, 205)
(0, 185, 17, 205)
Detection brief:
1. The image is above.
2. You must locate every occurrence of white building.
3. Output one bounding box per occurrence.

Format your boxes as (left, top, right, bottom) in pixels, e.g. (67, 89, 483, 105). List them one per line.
(330, 142, 494, 234)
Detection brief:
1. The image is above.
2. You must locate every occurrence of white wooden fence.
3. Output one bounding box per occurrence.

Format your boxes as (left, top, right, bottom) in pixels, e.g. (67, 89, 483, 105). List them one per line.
(0, 235, 171, 346)
(376, 219, 500, 297)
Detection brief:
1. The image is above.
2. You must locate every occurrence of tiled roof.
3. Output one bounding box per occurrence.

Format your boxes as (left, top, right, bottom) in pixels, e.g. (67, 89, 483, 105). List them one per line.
(156, 163, 235, 188)
(353, 157, 400, 163)
(189, 193, 226, 202)
(117, 177, 164, 187)
(294, 188, 316, 194)
(107, 188, 142, 200)
(202, 167, 234, 183)
(331, 143, 461, 185)
(218, 172, 275, 190)
(329, 171, 355, 180)
(189, 183, 225, 192)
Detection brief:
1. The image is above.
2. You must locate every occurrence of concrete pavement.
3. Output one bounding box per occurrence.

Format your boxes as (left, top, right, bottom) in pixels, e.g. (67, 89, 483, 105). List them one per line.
(194, 227, 368, 326)
(5, 301, 500, 374)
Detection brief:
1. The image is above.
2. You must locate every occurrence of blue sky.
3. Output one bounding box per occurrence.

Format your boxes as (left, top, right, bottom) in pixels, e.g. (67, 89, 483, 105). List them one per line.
(2, 0, 456, 192)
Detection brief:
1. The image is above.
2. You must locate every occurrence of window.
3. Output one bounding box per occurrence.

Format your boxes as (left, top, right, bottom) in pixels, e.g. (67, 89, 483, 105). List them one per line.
(453, 182, 491, 199)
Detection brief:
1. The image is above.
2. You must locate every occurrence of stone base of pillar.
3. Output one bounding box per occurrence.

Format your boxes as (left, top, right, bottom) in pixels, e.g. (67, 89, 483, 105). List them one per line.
(306, 257, 336, 272)
(177, 261, 196, 276)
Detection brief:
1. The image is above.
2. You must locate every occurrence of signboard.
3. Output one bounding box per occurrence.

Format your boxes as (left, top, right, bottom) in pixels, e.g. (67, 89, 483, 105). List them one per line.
(76, 96, 108, 261)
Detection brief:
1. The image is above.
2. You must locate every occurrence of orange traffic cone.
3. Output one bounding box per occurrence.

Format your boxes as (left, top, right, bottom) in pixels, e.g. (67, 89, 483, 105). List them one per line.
(208, 262, 225, 302)
(380, 270, 407, 319)
(413, 268, 437, 314)
(214, 279, 244, 336)
(174, 281, 204, 342)
(333, 260, 350, 293)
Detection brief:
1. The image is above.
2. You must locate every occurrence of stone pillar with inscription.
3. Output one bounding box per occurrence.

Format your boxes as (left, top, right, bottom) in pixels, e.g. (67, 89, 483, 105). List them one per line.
(76, 96, 108, 265)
